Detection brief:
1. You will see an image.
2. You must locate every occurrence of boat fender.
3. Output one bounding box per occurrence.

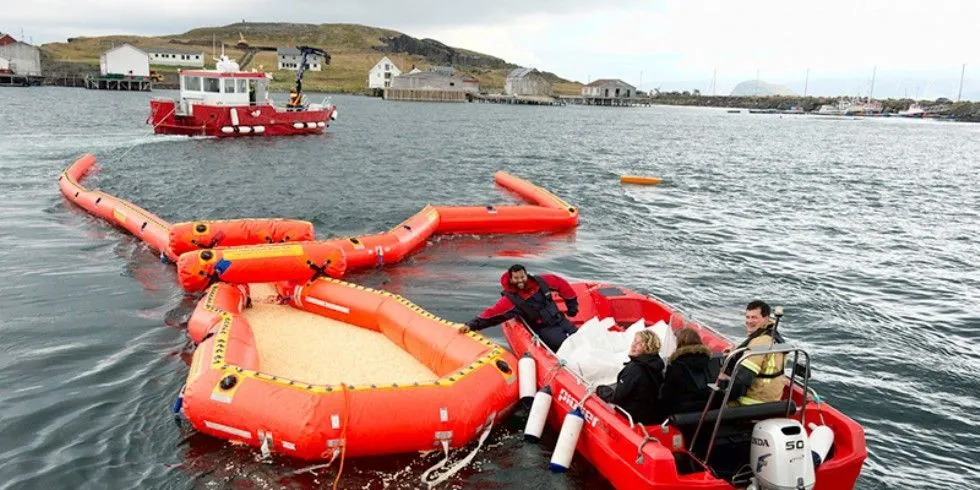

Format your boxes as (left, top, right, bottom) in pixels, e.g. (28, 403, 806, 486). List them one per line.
(331, 108, 338, 120)
(317, 121, 326, 128)
(518, 353, 537, 409)
(220, 126, 234, 134)
(549, 408, 585, 472)
(238, 126, 252, 134)
(523, 385, 552, 442)
(230, 108, 240, 126)
(808, 423, 835, 467)
(253, 125, 265, 133)
(292, 122, 305, 129)
(306, 122, 317, 129)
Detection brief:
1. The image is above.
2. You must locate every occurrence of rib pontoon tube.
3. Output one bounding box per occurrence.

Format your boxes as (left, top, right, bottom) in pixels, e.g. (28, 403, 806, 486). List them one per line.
(59, 154, 316, 261)
(181, 280, 518, 459)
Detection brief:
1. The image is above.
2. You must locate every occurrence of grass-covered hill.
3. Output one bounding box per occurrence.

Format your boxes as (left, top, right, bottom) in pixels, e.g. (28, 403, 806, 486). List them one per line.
(40, 22, 582, 94)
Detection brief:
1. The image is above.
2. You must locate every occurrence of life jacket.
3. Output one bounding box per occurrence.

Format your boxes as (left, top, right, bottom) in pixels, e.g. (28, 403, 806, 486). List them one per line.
(502, 275, 564, 328)
(735, 324, 787, 405)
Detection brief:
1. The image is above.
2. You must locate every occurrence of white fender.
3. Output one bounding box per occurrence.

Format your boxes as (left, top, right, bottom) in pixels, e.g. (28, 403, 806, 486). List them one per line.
(317, 121, 326, 128)
(252, 125, 265, 133)
(220, 126, 234, 134)
(549, 408, 585, 472)
(238, 126, 252, 134)
(305, 122, 317, 129)
(523, 386, 552, 442)
(292, 122, 304, 129)
(230, 108, 240, 126)
(330, 108, 338, 120)
(518, 353, 536, 408)
(808, 423, 835, 466)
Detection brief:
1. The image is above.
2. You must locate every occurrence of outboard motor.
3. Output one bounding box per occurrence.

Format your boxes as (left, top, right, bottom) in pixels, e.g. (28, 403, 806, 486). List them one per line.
(748, 419, 816, 490)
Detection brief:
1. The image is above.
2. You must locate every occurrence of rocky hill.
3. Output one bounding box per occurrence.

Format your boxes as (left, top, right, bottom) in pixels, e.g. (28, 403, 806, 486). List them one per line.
(40, 22, 580, 94)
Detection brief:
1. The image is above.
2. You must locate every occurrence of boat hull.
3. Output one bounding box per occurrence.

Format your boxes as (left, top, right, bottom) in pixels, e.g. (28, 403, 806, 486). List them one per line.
(502, 282, 867, 490)
(149, 98, 335, 137)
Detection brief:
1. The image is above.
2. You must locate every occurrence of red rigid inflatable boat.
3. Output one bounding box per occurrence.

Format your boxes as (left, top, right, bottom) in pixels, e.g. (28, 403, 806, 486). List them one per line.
(503, 282, 867, 490)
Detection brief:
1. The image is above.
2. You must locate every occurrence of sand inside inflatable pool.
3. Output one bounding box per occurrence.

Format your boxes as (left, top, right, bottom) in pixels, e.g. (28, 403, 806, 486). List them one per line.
(242, 284, 438, 386)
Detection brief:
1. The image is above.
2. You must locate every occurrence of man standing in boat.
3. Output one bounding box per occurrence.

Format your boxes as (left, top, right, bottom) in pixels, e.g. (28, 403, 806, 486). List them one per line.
(459, 264, 579, 352)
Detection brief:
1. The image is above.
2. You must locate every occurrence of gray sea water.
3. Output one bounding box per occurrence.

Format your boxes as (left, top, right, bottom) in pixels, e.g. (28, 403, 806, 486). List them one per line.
(0, 87, 978, 490)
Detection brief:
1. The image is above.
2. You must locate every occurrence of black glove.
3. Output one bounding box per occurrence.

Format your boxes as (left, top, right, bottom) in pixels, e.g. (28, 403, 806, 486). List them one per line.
(596, 385, 614, 401)
(565, 298, 579, 318)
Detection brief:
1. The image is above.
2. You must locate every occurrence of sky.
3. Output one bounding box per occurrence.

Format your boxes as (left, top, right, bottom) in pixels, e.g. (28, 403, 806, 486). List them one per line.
(4, 0, 979, 99)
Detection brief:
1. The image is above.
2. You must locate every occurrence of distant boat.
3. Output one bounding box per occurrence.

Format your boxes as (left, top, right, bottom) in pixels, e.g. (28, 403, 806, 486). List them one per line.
(898, 102, 925, 118)
(814, 98, 882, 116)
(727, 109, 742, 113)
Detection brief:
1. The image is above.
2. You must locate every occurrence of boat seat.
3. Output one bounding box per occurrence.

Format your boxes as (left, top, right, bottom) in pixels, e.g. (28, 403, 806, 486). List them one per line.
(669, 400, 797, 429)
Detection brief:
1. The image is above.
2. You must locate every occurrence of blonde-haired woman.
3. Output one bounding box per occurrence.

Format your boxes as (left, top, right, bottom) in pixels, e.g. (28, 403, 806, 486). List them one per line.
(597, 329, 665, 425)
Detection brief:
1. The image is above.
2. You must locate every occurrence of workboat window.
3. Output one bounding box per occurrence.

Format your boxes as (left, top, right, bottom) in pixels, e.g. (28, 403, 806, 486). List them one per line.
(236, 79, 247, 93)
(204, 77, 220, 93)
(184, 76, 201, 91)
(223, 78, 237, 93)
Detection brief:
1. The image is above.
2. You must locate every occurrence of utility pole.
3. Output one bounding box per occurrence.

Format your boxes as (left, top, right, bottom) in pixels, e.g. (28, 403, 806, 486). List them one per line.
(957, 63, 966, 102)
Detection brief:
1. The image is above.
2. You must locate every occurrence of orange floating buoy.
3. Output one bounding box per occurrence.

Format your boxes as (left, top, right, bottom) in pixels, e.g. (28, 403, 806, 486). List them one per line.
(620, 175, 662, 185)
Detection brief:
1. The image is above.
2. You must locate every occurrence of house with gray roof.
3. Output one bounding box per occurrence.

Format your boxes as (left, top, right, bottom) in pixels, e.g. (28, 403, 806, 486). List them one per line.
(505, 67, 552, 96)
(277, 47, 322, 72)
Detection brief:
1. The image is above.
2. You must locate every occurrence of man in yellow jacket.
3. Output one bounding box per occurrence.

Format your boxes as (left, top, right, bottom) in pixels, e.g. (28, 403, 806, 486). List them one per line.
(726, 300, 787, 405)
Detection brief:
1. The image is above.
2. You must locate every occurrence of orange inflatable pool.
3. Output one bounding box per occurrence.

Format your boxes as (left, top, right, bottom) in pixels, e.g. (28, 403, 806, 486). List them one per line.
(59, 154, 315, 262)
(179, 279, 518, 460)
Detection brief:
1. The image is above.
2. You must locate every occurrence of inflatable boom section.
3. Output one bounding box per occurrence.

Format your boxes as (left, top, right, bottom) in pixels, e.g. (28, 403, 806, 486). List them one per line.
(175, 175, 578, 292)
(181, 280, 518, 460)
(60, 154, 316, 261)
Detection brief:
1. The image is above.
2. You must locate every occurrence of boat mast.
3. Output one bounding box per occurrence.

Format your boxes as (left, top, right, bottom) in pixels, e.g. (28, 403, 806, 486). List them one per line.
(869, 66, 876, 100)
(804, 67, 810, 97)
(957, 63, 966, 101)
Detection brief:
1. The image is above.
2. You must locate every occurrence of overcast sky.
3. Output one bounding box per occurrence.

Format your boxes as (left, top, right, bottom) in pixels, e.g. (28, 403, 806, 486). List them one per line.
(5, 0, 979, 98)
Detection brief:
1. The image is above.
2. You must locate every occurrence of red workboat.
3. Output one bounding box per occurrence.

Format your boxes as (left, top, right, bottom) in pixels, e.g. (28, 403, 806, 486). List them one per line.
(504, 282, 867, 490)
(148, 48, 336, 137)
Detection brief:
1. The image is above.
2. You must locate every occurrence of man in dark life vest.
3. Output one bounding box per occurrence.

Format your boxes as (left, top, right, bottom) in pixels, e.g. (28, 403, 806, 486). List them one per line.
(458, 264, 579, 352)
(724, 300, 787, 405)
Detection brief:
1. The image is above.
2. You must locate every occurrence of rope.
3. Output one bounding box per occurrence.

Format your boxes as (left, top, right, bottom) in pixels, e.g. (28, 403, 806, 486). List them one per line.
(420, 420, 495, 488)
(332, 383, 350, 490)
(289, 448, 340, 476)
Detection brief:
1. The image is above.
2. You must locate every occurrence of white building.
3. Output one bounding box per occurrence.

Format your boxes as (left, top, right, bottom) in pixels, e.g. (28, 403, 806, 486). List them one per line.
(581, 79, 636, 99)
(277, 48, 322, 72)
(146, 47, 204, 67)
(368, 56, 401, 89)
(100, 43, 149, 77)
(0, 41, 42, 75)
(0, 56, 9, 71)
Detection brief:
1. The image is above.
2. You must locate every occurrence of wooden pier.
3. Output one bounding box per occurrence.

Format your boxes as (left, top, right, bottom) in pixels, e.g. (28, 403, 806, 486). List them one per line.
(0, 73, 44, 87)
(383, 88, 467, 102)
(557, 95, 654, 107)
(471, 94, 562, 106)
(84, 75, 151, 91)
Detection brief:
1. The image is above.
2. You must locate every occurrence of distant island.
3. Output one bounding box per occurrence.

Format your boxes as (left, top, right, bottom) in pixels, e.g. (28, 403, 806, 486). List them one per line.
(729, 80, 797, 97)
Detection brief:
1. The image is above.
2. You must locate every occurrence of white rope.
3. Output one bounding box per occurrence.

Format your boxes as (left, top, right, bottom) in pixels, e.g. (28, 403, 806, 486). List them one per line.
(420, 421, 494, 488)
(287, 448, 340, 476)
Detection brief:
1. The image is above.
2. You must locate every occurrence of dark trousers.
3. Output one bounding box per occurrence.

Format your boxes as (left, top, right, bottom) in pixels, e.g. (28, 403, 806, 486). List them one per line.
(534, 318, 577, 352)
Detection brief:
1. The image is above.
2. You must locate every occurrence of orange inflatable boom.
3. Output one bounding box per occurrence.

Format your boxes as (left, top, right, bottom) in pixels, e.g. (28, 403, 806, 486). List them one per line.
(59, 154, 315, 261)
(180, 279, 518, 460)
(176, 174, 578, 292)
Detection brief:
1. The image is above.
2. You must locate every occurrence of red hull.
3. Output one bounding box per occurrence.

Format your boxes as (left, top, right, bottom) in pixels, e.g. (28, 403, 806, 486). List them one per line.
(149, 99, 335, 137)
(502, 282, 867, 490)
